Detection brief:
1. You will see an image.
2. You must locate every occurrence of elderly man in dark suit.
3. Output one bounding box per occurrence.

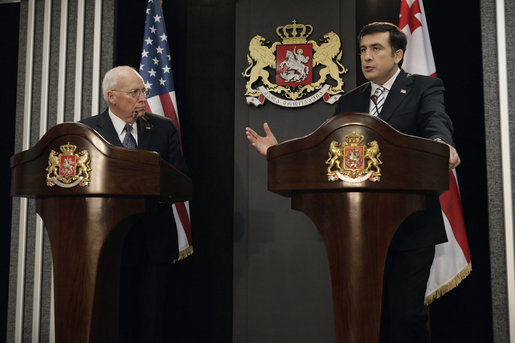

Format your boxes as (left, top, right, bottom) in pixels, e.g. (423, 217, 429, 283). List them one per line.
(246, 22, 460, 343)
(80, 65, 188, 342)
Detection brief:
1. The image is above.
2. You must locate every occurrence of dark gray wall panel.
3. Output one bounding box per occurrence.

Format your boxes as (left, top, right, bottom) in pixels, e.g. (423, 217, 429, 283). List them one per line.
(234, 1, 355, 341)
(482, 0, 515, 341)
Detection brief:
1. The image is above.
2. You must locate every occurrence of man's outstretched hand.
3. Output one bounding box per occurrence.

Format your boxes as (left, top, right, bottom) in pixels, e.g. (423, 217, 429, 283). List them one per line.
(245, 122, 278, 157)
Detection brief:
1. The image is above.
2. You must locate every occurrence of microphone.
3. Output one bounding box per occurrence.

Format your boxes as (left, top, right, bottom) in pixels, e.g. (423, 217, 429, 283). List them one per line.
(370, 94, 379, 115)
(132, 110, 138, 120)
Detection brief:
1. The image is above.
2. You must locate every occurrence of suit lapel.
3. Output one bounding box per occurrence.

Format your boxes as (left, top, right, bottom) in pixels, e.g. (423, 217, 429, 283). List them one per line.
(378, 70, 412, 122)
(95, 111, 124, 147)
(357, 83, 372, 112)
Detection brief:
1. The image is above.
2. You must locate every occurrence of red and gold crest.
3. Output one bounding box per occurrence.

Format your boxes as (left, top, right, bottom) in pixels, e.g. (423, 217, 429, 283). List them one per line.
(276, 44, 313, 87)
(343, 146, 365, 171)
(326, 133, 382, 182)
(46, 143, 91, 187)
(59, 155, 76, 177)
(242, 20, 348, 108)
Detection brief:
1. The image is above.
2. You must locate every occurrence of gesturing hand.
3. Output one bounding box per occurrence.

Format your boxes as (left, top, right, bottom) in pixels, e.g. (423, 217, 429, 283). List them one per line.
(245, 122, 278, 157)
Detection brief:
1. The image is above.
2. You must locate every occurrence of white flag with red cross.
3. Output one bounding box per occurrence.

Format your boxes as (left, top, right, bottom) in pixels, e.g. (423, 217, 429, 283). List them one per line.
(399, 0, 471, 305)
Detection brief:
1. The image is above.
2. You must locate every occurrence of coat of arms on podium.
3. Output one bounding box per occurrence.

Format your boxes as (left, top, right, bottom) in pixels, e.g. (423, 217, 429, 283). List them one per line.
(242, 20, 348, 108)
(46, 143, 91, 187)
(326, 133, 382, 182)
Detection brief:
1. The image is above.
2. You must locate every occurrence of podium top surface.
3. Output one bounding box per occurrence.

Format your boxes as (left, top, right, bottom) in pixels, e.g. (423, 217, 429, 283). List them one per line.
(10, 122, 191, 201)
(267, 112, 449, 194)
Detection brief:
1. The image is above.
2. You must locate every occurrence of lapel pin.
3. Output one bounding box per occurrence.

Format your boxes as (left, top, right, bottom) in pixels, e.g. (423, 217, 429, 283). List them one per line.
(400, 89, 407, 94)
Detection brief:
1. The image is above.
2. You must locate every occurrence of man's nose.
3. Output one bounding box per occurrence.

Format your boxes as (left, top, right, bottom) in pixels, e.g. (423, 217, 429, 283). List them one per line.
(363, 49, 373, 60)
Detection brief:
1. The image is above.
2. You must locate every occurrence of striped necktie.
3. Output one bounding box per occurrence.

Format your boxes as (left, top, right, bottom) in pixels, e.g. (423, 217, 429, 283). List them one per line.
(371, 86, 385, 116)
(123, 123, 137, 149)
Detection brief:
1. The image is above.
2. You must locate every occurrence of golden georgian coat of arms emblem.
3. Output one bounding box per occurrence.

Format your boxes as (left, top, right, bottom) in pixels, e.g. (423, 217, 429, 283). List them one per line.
(242, 20, 348, 108)
(326, 133, 382, 182)
(46, 142, 91, 187)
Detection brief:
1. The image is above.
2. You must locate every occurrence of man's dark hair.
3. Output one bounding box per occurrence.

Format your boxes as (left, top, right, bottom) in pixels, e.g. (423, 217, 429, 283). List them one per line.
(358, 22, 407, 65)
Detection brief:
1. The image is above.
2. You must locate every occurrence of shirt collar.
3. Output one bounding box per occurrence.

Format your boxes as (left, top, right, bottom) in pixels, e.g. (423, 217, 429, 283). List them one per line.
(108, 108, 129, 136)
(108, 108, 139, 144)
(370, 68, 401, 94)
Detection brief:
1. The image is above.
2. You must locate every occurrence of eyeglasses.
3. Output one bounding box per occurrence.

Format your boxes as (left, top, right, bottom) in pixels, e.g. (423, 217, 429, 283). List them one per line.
(111, 88, 149, 98)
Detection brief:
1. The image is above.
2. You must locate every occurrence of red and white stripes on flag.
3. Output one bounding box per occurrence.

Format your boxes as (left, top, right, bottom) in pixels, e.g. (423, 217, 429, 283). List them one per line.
(140, 0, 193, 261)
(399, 0, 471, 305)
(399, 0, 437, 77)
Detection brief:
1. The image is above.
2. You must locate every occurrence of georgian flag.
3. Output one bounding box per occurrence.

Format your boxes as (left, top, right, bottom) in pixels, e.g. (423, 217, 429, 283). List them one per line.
(139, 0, 193, 261)
(399, 0, 471, 304)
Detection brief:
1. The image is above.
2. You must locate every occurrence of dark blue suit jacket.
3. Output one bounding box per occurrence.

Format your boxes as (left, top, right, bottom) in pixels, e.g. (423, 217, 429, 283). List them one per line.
(334, 70, 452, 250)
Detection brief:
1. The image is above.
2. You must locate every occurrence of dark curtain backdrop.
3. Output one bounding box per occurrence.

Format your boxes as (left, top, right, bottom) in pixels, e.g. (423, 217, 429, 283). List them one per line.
(417, 2, 491, 342)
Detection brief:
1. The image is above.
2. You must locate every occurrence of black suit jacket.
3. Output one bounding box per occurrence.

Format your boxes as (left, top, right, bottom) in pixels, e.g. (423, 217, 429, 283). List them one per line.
(80, 110, 188, 262)
(336, 70, 454, 145)
(80, 110, 188, 174)
(334, 70, 452, 250)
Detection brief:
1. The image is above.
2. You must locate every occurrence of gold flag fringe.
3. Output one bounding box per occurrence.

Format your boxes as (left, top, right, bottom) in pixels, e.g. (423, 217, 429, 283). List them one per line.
(424, 262, 472, 306)
(172, 245, 194, 263)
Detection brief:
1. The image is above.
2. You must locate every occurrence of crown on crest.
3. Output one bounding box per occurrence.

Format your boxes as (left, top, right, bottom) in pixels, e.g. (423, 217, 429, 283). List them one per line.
(60, 142, 77, 155)
(276, 20, 313, 44)
(344, 132, 365, 146)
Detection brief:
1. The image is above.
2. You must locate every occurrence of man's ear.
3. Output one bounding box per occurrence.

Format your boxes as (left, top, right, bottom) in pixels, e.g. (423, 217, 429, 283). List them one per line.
(394, 49, 404, 65)
(106, 90, 116, 105)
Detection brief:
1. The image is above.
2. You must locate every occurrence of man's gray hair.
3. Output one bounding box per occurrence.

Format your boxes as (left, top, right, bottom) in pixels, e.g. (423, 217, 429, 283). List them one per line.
(101, 66, 139, 102)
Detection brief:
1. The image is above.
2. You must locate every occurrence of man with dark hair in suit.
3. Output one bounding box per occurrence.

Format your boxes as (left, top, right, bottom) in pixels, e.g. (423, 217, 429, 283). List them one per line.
(246, 22, 460, 343)
(80, 66, 188, 342)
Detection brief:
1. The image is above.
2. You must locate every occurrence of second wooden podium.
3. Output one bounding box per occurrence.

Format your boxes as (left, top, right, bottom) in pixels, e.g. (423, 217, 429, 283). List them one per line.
(267, 112, 449, 342)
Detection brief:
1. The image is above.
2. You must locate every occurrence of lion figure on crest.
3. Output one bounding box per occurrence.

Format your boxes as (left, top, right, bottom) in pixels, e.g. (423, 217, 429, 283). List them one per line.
(365, 140, 382, 176)
(46, 150, 60, 183)
(76, 150, 91, 181)
(307, 32, 348, 94)
(242, 35, 284, 96)
(325, 141, 345, 175)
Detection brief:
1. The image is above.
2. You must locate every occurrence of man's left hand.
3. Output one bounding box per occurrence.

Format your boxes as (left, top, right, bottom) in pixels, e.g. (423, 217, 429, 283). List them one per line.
(447, 144, 461, 170)
(435, 138, 461, 170)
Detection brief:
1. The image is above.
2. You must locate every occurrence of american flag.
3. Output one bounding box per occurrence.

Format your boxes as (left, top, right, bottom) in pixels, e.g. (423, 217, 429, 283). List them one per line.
(399, 0, 471, 304)
(139, 0, 193, 261)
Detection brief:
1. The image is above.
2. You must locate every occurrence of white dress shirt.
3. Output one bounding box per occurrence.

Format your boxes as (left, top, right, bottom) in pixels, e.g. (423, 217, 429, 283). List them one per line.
(369, 68, 401, 115)
(108, 108, 139, 145)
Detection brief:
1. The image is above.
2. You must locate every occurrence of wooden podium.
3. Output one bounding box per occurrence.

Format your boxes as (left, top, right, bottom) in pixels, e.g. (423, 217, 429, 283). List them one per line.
(267, 113, 449, 342)
(10, 123, 192, 343)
